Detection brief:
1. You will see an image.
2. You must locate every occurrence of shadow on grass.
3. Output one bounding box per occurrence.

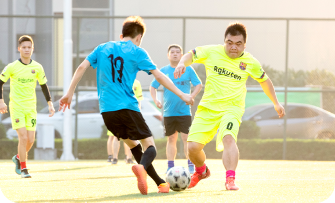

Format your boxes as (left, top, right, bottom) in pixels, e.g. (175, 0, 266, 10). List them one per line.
(17, 191, 180, 202)
(33, 175, 135, 182)
(33, 165, 106, 173)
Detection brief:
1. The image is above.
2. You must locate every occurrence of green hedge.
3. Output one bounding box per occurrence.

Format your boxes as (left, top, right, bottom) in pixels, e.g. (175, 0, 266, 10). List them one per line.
(1, 138, 335, 161)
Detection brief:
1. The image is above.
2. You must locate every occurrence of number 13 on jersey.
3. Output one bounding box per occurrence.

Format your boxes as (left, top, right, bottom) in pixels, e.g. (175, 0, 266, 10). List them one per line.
(108, 54, 124, 83)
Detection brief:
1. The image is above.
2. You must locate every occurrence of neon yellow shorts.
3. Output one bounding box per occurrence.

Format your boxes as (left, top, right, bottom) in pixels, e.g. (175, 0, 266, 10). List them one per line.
(107, 130, 114, 136)
(10, 108, 37, 131)
(187, 106, 244, 152)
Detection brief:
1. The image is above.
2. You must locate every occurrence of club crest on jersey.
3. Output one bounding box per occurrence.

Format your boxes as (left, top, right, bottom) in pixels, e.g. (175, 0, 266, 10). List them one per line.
(239, 62, 247, 70)
(15, 119, 19, 123)
(31, 69, 35, 74)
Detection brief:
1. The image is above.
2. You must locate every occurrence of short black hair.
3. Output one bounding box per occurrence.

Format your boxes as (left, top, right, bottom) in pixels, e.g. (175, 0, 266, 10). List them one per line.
(167, 44, 183, 53)
(18, 35, 34, 47)
(122, 16, 146, 38)
(225, 22, 247, 43)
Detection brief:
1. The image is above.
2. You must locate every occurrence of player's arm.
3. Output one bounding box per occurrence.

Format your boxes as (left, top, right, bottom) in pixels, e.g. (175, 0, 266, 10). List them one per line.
(174, 53, 193, 79)
(150, 86, 162, 109)
(150, 69, 193, 105)
(259, 78, 285, 118)
(40, 84, 55, 117)
(59, 60, 91, 112)
(0, 80, 8, 114)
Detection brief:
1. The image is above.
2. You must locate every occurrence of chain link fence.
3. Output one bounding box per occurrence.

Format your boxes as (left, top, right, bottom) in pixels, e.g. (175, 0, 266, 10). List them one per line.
(1, 14, 335, 160)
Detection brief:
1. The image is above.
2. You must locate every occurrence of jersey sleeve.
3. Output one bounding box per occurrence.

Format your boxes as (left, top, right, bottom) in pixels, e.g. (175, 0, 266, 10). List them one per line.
(133, 80, 144, 101)
(0, 64, 13, 83)
(137, 48, 157, 75)
(86, 45, 100, 69)
(189, 45, 212, 64)
(188, 66, 202, 86)
(37, 65, 48, 85)
(247, 58, 268, 83)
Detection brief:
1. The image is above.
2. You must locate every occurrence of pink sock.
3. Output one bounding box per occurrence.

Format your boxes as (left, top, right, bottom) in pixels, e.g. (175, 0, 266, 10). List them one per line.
(226, 170, 235, 178)
(195, 164, 206, 174)
(17, 154, 19, 159)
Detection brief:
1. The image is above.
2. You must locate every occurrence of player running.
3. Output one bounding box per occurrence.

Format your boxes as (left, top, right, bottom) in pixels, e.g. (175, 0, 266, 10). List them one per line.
(58, 16, 194, 195)
(0, 35, 55, 178)
(107, 79, 143, 164)
(174, 23, 285, 190)
(150, 44, 202, 174)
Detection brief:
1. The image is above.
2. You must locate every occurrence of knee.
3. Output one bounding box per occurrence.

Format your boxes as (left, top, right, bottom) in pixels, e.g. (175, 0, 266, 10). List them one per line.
(188, 142, 202, 155)
(19, 135, 28, 144)
(223, 135, 236, 147)
(27, 137, 35, 145)
(167, 133, 178, 143)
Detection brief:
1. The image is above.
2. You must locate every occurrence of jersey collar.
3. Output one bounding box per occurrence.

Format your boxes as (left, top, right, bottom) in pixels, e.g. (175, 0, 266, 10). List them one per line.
(18, 58, 32, 65)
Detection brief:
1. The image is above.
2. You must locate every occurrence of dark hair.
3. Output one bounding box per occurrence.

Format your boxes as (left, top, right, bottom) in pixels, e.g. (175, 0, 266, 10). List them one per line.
(122, 16, 146, 38)
(167, 44, 183, 53)
(224, 22, 247, 43)
(18, 35, 34, 46)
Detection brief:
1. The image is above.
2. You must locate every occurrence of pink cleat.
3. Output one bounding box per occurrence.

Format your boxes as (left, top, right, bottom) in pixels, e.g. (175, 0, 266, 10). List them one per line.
(225, 177, 239, 191)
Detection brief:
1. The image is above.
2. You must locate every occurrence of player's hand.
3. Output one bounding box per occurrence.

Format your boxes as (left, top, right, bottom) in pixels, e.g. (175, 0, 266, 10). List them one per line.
(181, 93, 194, 106)
(174, 63, 186, 79)
(154, 100, 162, 109)
(0, 101, 8, 114)
(48, 102, 55, 117)
(274, 103, 285, 118)
(59, 93, 73, 112)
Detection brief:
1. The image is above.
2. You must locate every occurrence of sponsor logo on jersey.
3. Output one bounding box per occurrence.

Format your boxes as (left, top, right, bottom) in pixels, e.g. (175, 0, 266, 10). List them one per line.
(213, 66, 241, 81)
(239, 62, 247, 70)
(15, 119, 19, 123)
(31, 69, 35, 74)
(18, 78, 34, 83)
(3, 66, 8, 73)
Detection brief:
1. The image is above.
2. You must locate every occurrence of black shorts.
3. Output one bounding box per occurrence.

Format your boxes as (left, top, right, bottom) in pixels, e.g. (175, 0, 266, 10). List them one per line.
(164, 116, 192, 136)
(102, 109, 152, 140)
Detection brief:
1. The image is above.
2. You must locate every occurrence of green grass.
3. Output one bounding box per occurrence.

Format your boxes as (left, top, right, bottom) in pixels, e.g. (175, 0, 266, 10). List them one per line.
(0, 159, 335, 203)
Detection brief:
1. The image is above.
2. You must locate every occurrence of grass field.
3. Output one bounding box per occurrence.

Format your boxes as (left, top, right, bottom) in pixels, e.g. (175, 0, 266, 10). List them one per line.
(0, 159, 335, 203)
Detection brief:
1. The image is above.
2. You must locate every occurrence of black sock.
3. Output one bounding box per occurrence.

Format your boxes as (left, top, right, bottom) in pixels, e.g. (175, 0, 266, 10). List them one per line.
(140, 145, 156, 170)
(131, 144, 165, 186)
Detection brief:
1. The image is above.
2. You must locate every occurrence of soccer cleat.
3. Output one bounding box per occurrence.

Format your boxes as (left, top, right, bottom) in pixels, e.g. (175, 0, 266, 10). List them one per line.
(188, 165, 195, 174)
(126, 158, 135, 164)
(21, 169, 31, 178)
(132, 164, 148, 195)
(188, 167, 211, 189)
(111, 158, 118, 164)
(165, 167, 173, 174)
(158, 182, 170, 193)
(12, 155, 21, 175)
(225, 177, 239, 190)
(107, 156, 112, 162)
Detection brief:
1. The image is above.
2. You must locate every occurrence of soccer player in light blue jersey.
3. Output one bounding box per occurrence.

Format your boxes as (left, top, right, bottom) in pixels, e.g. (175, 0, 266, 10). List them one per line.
(150, 44, 202, 174)
(59, 16, 194, 195)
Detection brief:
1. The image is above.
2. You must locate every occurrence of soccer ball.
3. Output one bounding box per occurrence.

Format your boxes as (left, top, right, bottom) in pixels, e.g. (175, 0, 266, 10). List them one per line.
(166, 166, 191, 191)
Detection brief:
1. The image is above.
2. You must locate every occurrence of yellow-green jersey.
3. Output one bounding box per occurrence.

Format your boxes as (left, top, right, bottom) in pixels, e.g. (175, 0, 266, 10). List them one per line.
(133, 79, 143, 101)
(0, 59, 47, 110)
(190, 45, 268, 111)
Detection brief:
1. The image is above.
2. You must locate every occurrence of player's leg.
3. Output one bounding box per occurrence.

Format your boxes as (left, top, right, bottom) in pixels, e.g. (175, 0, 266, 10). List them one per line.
(218, 109, 242, 191)
(123, 142, 134, 164)
(112, 137, 120, 164)
(26, 130, 35, 155)
(177, 116, 194, 173)
(16, 127, 31, 178)
(187, 106, 221, 188)
(106, 131, 114, 162)
(10, 110, 25, 175)
(166, 131, 178, 172)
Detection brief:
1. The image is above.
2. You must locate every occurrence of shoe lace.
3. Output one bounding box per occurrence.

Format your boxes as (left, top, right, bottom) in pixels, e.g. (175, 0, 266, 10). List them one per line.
(22, 169, 28, 174)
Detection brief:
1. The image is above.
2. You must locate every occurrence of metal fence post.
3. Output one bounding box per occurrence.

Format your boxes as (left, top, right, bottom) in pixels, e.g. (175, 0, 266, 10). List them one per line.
(283, 20, 290, 160)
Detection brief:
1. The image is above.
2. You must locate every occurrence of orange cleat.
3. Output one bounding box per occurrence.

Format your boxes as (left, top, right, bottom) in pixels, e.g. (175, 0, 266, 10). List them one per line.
(158, 182, 170, 193)
(132, 164, 148, 195)
(225, 177, 239, 191)
(188, 167, 211, 189)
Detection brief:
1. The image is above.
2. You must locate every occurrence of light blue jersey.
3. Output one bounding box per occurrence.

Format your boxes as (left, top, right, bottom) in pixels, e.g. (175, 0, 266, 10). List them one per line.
(151, 65, 201, 117)
(86, 40, 156, 113)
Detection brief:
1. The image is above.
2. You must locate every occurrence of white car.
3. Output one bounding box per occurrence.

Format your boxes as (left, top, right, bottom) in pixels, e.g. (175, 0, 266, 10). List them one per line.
(2, 92, 164, 139)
